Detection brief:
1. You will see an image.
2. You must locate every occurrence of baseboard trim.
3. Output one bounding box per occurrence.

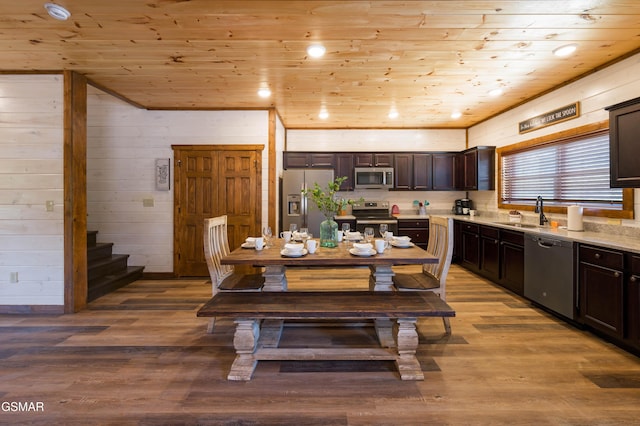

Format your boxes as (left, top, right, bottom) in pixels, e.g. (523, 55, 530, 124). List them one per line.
(0, 305, 65, 314)
(141, 272, 179, 280)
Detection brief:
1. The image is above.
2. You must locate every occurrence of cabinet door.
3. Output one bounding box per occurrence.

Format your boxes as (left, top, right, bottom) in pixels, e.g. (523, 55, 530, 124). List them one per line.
(354, 153, 373, 167)
(335, 154, 354, 191)
(607, 98, 640, 187)
(374, 153, 394, 167)
(412, 153, 432, 190)
(480, 227, 500, 281)
(579, 262, 624, 339)
(461, 229, 480, 271)
(394, 154, 413, 190)
(310, 153, 335, 168)
(432, 153, 456, 190)
(627, 254, 640, 349)
(463, 149, 478, 190)
(284, 152, 310, 168)
(500, 242, 524, 296)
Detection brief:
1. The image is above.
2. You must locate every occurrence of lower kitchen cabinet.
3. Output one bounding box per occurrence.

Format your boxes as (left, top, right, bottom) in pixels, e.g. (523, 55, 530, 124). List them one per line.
(460, 222, 480, 272)
(499, 229, 524, 296)
(626, 253, 640, 350)
(398, 219, 429, 249)
(578, 244, 625, 340)
(479, 225, 500, 282)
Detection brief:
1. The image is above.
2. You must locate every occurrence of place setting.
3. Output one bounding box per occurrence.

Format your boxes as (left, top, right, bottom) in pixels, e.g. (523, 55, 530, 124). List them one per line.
(390, 236, 414, 248)
(349, 242, 377, 257)
(280, 242, 308, 257)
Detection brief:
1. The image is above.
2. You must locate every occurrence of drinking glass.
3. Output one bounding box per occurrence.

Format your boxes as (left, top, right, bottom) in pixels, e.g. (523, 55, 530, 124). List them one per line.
(300, 227, 309, 243)
(379, 223, 388, 238)
(289, 223, 298, 233)
(262, 226, 273, 248)
(364, 227, 374, 243)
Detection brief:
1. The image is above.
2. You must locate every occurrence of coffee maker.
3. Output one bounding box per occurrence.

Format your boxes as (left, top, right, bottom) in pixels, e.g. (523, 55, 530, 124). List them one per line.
(454, 198, 472, 215)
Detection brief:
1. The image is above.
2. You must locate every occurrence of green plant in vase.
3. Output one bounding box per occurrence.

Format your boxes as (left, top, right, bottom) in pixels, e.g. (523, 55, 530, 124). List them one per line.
(303, 176, 360, 248)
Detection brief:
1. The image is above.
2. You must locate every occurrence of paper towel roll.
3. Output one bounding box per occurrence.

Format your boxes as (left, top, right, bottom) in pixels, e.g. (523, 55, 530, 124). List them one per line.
(567, 205, 583, 231)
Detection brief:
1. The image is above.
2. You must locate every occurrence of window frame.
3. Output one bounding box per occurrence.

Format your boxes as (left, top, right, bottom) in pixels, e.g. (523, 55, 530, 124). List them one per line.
(497, 121, 634, 219)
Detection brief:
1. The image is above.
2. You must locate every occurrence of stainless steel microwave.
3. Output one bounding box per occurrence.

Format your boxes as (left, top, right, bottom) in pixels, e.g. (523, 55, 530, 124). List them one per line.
(354, 167, 394, 190)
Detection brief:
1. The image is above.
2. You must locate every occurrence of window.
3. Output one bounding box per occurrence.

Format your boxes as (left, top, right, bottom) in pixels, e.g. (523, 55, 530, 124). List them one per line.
(498, 125, 634, 219)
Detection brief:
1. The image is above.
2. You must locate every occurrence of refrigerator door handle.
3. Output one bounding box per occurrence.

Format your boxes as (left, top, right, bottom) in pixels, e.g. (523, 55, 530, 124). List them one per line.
(301, 183, 307, 227)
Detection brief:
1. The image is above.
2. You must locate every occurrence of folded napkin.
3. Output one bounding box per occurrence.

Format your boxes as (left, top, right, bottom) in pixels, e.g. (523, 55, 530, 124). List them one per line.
(245, 237, 257, 242)
(393, 236, 411, 241)
(353, 243, 373, 252)
(284, 243, 304, 252)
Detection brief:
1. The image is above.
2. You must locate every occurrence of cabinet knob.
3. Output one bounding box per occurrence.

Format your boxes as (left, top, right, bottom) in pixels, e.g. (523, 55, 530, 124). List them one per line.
(631, 275, 638, 282)
(494, 239, 499, 244)
(614, 271, 620, 278)
(594, 253, 601, 259)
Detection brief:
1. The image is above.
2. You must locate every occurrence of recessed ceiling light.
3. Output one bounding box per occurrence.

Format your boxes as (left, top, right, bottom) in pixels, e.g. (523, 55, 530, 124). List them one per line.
(489, 88, 503, 97)
(388, 110, 399, 119)
(257, 87, 271, 98)
(318, 109, 329, 119)
(553, 43, 578, 57)
(451, 111, 462, 119)
(307, 44, 326, 58)
(44, 3, 71, 21)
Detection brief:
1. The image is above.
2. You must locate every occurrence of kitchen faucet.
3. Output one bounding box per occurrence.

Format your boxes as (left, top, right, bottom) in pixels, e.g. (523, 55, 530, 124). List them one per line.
(535, 196, 548, 226)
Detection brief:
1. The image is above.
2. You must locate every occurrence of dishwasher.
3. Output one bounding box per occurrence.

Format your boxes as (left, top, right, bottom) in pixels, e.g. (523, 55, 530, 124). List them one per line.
(524, 234, 575, 320)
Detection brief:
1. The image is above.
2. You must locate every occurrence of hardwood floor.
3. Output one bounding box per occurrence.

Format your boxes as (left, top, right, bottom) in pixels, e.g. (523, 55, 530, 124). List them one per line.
(1, 265, 639, 425)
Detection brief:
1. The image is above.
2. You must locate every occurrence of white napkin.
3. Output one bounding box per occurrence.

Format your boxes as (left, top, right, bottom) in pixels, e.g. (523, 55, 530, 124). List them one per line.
(245, 237, 257, 242)
(353, 243, 373, 252)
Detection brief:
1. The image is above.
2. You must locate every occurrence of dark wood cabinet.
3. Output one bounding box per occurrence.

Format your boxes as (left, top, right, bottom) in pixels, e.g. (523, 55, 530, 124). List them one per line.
(578, 244, 625, 340)
(605, 97, 640, 187)
(354, 153, 393, 167)
(499, 229, 525, 296)
(397, 219, 429, 249)
(457, 146, 495, 191)
(284, 152, 335, 169)
(479, 225, 500, 282)
(393, 153, 431, 190)
(626, 254, 640, 350)
(432, 153, 456, 190)
(335, 154, 355, 191)
(460, 222, 480, 271)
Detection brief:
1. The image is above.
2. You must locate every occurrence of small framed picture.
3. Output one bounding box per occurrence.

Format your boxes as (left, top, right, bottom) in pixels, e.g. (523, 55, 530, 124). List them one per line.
(155, 158, 170, 190)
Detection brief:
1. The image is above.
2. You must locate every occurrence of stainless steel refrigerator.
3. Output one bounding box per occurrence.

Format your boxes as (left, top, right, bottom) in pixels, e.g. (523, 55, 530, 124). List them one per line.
(281, 169, 334, 237)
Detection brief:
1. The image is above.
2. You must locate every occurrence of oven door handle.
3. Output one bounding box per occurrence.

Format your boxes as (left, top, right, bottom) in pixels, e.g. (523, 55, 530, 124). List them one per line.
(356, 219, 398, 224)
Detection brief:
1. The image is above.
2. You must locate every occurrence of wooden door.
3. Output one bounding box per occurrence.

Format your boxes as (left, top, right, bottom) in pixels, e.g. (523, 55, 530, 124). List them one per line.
(173, 145, 262, 277)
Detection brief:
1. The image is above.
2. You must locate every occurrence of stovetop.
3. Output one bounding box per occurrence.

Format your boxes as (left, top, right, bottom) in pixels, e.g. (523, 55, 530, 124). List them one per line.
(351, 200, 394, 219)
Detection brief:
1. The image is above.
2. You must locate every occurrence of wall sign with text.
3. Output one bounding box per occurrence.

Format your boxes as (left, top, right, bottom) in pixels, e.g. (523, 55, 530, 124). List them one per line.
(518, 102, 580, 134)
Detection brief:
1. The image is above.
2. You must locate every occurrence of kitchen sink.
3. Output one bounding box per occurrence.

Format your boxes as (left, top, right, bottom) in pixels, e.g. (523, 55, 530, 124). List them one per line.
(493, 222, 541, 229)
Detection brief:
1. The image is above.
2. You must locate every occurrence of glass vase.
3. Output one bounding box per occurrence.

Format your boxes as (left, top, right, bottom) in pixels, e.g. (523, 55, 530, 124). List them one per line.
(319, 217, 338, 248)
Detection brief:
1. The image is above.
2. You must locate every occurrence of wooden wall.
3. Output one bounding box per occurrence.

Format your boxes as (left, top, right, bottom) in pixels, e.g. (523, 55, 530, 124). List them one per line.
(469, 52, 640, 225)
(86, 86, 270, 273)
(0, 75, 64, 308)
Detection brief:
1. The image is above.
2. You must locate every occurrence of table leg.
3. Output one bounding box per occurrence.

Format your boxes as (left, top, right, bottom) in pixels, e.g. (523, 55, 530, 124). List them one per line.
(263, 265, 287, 291)
(369, 264, 395, 291)
(228, 319, 260, 381)
(395, 318, 424, 380)
(374, 318, 396, 348)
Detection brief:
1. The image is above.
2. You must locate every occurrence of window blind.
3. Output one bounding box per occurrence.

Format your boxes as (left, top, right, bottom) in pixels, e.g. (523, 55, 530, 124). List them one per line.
(501, 132, 623, 208)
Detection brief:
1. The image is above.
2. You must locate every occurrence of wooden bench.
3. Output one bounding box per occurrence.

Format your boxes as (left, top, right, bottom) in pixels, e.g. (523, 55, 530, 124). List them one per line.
(197, 291, 455, 381)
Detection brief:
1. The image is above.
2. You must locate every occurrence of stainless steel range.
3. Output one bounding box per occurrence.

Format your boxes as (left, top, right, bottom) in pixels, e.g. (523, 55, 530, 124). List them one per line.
(351, 200, 398, 235)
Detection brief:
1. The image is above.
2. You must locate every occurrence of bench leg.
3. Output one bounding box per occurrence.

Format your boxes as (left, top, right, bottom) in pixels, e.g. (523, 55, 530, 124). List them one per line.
(263, 265, 287, 291)
(369, 265, 395, 291)
(228, 319, 260, 381)
(395, 318, 424, 380)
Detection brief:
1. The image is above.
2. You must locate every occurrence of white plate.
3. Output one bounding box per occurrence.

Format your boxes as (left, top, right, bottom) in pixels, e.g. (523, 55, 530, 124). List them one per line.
(390, 241, 414, 248)
(241, 242, 255, 249)
(349, 248, 377, 257)
(280, 248, 308, 257)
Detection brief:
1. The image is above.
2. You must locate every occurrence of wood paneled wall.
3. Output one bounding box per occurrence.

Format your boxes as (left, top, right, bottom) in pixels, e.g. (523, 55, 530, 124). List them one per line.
(86, 86, 270, 273)
(0, 74, 65, 310)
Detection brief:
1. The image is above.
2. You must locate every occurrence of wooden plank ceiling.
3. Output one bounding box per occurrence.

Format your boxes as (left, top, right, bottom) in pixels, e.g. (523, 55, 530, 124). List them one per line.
(2, 1, 640, 128)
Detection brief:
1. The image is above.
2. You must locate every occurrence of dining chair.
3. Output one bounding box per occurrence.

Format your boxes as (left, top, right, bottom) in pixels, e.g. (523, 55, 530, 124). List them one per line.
(392, 215, 454, 334)
(203, 215, 264, 333)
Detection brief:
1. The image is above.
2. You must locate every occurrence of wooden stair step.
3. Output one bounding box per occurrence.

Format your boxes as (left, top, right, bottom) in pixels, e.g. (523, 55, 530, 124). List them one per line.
(88, 254, 130, 282)
(87, 230, 98, 248)
(88, 242, 114, 262)
(87, 266, 145, 302)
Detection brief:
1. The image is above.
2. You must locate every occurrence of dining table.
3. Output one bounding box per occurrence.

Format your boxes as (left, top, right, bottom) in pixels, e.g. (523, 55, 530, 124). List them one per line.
(222, 238, 439, 292)
(220, 237, 440, 354)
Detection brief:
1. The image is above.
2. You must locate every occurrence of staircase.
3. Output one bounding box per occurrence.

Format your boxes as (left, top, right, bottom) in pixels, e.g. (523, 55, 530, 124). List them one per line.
(87, 230, 145, 302)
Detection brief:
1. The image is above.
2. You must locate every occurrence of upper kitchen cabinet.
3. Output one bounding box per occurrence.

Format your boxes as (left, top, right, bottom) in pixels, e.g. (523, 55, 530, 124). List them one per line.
(394, 153, 432, 190)
(354, 153, 394, 167)
(432, 153, 456, 191)
(284, 152, 336, 169)
(606, 97, 640, 187)
(335, 154, 355, 191)
(457, 146, 495, 191)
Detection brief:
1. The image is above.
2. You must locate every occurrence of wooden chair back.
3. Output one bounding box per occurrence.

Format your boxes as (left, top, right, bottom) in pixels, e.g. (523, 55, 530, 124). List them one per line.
(421, 216, 454, 297)
(204, 215, 234, 293)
